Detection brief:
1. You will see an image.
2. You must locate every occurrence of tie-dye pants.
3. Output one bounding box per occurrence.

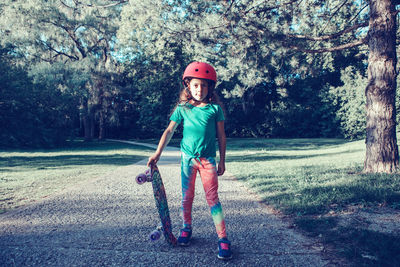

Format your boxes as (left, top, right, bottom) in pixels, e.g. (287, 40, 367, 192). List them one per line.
(181, 153, 227, 239)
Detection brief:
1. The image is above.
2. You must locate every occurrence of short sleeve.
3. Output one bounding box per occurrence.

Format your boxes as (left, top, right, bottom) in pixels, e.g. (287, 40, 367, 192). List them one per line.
(216, 105, 225, 122)
(170, 105, 183, 124)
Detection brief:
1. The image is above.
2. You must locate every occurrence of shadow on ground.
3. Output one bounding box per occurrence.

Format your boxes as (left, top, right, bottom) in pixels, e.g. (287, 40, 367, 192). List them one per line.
(294, 215, 400, 266)
(0, 154, 146, 170)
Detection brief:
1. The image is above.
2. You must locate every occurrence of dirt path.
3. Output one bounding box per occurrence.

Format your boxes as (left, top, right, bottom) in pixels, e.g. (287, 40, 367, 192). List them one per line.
(0, 143, 334, 266)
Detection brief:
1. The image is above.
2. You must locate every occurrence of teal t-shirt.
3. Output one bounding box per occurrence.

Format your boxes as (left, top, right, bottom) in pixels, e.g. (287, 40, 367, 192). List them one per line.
(170, 103, 225, 158)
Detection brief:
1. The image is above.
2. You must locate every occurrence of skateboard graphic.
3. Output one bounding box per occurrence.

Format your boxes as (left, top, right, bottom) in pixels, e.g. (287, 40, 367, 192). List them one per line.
(136, 164, 177, 246)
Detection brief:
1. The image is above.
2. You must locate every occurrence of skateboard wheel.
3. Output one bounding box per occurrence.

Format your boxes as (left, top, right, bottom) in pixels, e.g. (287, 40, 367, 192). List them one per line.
(150, 229, 161, 241)
(135, 173, 147, 184)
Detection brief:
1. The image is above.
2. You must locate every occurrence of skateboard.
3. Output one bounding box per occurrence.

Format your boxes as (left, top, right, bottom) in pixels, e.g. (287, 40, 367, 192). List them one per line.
(136, 164, 177, 246)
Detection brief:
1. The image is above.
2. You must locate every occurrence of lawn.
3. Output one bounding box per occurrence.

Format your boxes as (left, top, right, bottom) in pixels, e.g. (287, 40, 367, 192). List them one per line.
(0, 140, 152, 213)
(225, 138, 400, 214)
(225, 138, 400, 266)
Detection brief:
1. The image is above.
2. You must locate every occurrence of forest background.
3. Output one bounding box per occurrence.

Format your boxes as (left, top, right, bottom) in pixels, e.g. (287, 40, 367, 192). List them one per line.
(0, 0, 397, 151)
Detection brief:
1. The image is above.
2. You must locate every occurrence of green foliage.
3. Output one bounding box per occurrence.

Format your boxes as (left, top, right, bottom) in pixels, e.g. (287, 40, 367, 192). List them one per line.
(0, 1, 377, 145)
(221, 52, 365, 138)
(1, 0, 127, 141)
(116, 0, 369, 140)
(0, 0, 121, 63)
(0, 47, 77, 147)
(329, 66, 367, 139)
(119, 51, 188, 138)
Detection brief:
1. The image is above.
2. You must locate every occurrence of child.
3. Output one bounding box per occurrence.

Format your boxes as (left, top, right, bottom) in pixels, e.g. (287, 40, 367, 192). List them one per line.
(147, 61, 232, 260)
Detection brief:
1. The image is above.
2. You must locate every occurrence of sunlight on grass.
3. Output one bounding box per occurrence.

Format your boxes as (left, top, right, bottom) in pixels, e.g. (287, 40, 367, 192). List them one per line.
(0, 140, 152, 213)
(226, 138, 400, 215)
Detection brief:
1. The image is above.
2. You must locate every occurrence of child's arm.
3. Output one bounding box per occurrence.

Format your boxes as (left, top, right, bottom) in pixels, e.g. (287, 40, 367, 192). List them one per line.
(147, 121, 178, 166)
(216, 121, 226, 176)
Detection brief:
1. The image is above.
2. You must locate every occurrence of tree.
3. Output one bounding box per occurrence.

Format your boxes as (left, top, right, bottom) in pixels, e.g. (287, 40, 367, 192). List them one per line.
(217, 0, 399, 172)
(119, 0, 399, 173)
(363, 0, 398, 172)
(0, 46, 77, 147)
(0, 0, 126, 141)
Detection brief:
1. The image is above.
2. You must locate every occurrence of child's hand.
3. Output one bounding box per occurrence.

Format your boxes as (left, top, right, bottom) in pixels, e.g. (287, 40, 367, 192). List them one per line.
(147, 153, 160, 167)
(217, 161, 225, 176)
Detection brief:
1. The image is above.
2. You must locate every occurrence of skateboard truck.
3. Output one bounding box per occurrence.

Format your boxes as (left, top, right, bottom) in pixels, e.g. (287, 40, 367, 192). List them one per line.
(135, 168, 152, 184)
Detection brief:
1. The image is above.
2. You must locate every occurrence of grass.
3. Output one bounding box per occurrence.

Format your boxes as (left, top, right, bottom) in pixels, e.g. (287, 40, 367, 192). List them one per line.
(225, 138, 400, 266)
(0, 139, 152, 213)
(226, 138, 400, 214)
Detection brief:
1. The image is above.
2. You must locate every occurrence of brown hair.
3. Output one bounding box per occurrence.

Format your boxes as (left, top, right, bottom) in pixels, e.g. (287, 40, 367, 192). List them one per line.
(169, 78, 226, 117)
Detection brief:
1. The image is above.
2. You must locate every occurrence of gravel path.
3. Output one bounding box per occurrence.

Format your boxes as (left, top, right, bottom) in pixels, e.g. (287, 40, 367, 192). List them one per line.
(0, 142, 332, 266)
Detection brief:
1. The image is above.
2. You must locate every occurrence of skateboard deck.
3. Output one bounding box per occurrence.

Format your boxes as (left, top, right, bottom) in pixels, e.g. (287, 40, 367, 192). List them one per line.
(136, 164, 177, 246)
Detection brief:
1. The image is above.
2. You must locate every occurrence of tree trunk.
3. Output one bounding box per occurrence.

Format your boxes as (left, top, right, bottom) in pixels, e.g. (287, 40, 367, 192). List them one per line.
(82, 103, 95, 142)
(89, 111, 95, 140)
(99, 111, 105, 140)
(364, 0, 399, 173)
(83, 114, 91, 141)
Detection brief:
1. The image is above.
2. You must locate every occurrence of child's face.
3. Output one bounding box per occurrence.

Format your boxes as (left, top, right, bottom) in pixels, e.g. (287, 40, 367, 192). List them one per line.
(188, 78, 209, 102)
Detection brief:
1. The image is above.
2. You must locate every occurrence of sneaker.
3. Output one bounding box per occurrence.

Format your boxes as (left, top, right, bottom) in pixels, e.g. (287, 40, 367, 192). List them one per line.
(177, 227, 192, 246)
(217, 238, 232, 260)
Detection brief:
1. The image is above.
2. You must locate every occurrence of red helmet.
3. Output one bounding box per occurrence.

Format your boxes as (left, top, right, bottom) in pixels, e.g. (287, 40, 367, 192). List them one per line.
(182, 62, 217, 82)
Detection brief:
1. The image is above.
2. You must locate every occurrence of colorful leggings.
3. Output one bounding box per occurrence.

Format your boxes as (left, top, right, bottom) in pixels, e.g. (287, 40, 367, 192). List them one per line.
(181, 153, 227, 239)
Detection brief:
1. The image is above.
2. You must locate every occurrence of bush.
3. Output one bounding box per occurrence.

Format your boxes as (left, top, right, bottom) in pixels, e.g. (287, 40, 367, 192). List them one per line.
(328, 66, 366, 139)
(0, 49, 76, 148)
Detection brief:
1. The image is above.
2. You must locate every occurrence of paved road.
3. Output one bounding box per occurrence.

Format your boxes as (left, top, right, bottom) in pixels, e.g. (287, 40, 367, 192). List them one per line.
(0, 142, 331, 266)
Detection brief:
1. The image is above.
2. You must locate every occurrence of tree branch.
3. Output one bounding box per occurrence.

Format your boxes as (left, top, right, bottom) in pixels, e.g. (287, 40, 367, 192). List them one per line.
(286, 21, 368, 41)
(289, 37, 367, 53)
(319, 0, 350, 34)
(39, 18, 87, 58)
(82, 0, 128, 8)
(59, 25, 87, 58)
(37, 39, 79, 60)
(87, 38, 106, 54)
(246, 0, 303, 15)
(348, 4, 369, 25)
(60, 0, 75, 9)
